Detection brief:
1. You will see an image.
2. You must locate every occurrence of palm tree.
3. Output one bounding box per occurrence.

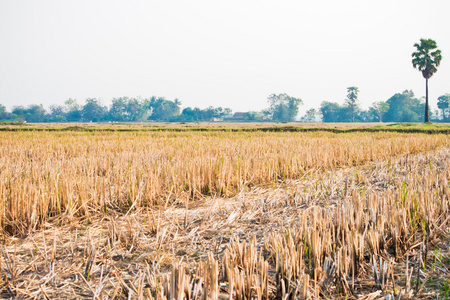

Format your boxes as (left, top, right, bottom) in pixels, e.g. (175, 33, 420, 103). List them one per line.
(346, 86, 359, 122)
(412, 38, 442, 123)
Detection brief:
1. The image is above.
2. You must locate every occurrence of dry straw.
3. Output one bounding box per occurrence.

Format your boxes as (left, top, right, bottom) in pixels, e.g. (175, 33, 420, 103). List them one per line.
(0, 130, 449, 299)
(0, 131, 445, 235)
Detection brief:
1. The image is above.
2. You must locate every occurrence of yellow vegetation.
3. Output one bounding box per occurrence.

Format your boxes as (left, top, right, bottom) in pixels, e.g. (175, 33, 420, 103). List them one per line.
(0, 130, 450, 299)
(0, 131, 446, 235)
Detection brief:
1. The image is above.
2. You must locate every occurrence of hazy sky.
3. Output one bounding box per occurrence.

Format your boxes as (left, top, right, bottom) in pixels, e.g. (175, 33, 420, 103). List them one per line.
(0, 0, 449, 114)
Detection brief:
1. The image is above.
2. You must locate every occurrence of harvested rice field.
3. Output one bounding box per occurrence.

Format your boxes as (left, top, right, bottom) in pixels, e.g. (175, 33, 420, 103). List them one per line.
(1, 126, 450, 299)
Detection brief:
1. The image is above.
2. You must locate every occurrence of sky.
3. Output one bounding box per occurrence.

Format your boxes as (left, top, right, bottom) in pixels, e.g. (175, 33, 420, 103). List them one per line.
(0, 0, 449, 114)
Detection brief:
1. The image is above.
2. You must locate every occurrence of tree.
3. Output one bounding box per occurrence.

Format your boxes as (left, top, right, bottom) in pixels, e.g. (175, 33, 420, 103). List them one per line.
(109, 97, 128, 121)
(49, 104, 66, 122)
(179, 107, 196, 122)
(64, 99, 82, 122)
(212, 107, 232, 119)
(301, 108, 317, 122)
(11, 106, 26, 121)
(320, 101, 357, 122)
(267, 93, 302, 122)
(12, 104, 48, 122)
(202, 106, 216, 121)
(177, 106, 232, 122)
(359, 109, 377, 122)
(320, 101, 342, 122)
(383, 90, 423, 122)
(147, 97, 181, 121)
(244, 111, 263, 121)
(412, 38, 443, 123)
(82, 98, 106, 122)
(345, 87, 359, 122)
(0, 104, 7, 120)
(126, 98, 149, 121)
(370, 101, 390, 122)
(437, 94, 450, 122)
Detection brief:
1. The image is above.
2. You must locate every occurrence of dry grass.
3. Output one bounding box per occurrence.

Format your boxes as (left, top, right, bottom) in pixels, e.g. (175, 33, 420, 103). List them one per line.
(1, 130, 450, 298)
(0, 131, 446, 235)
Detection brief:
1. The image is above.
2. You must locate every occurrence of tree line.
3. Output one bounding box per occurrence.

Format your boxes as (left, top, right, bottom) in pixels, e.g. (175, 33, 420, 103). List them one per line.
(316, 89, 449, 123)
(310, 38, 445, 123)
(0, 39, 444, 123)
(0, 93, 304, 123)
(1, 90, 449, 123)
(0, 97, 232, 123)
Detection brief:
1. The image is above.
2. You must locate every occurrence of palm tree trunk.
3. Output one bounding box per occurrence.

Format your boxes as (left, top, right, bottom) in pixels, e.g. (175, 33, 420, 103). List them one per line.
(425, 78, 430, 123)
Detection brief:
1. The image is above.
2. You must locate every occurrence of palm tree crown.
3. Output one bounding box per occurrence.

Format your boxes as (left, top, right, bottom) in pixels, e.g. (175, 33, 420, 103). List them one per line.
(412, 39, 442, 79)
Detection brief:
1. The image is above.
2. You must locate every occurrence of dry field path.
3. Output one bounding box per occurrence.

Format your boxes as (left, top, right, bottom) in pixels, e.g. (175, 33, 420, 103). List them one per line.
(2, 145, 450, 299)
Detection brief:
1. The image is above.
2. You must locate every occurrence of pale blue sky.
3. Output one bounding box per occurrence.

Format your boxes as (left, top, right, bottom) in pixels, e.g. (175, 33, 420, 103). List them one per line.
(0, 0, 449, 113)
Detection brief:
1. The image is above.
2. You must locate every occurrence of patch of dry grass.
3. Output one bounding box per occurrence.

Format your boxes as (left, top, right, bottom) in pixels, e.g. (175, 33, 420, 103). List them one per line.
(0, 131, 447, 235)
(1, 131, 450, 298)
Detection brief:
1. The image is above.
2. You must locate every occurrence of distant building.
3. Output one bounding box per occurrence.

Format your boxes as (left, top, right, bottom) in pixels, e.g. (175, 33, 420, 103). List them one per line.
(223, 112, 247, 122)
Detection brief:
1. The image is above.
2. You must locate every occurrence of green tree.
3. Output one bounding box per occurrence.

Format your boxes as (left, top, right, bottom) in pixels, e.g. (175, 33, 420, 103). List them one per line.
(147, 97, 181, 121)
(0, 104, 7, 120)
(11, 106, 26, 121)
(179, 107, 196, 121)
(383, 90, 423, 122)
(359, 109, 377, 122)
(213, 107, 232, 119)
(202, 106, 216, 121)
(345, 87, 359, 122)
(82, 98, 106, 122)
(109, 97, 128, 121)
(28, 105, 48, 122)
(178, 106, 231, 122)
(412, 38, 443, 123)
(126, 98, 149, 121)
(437, 94, 450, 122)
(49, 104, 66, 122)
(320, 101, 342, 122)
(370, 101, 390, 122)
(64, 99, 82, 122)
(12, 104, 48, 122)
(244, 111, 263, 121)
(267, 93, 302, 122)
(301, 108, 317, 122)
